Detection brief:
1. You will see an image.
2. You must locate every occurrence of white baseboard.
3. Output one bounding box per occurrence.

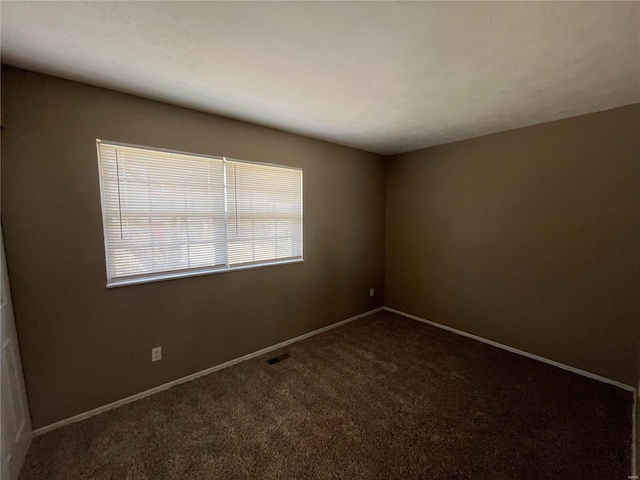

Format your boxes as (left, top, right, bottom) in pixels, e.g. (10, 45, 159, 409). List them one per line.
(31, 304, 637, 445)
(384, 307, 639, 475)
(383, 306, 636, 392)
(33, 307, 383, 437)
(633, 389, 638, 478)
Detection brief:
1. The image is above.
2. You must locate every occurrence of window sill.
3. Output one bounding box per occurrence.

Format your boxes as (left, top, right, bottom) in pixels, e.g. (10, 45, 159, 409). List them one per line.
(106, 257, 304, 288)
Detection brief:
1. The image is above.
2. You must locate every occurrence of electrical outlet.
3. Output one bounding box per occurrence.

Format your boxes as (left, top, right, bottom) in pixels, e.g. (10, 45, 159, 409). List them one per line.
(152, 346, 162, 362)
(370, 288, 374, 297)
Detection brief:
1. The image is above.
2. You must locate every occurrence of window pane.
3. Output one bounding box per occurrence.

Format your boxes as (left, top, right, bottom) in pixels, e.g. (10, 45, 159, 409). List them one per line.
(226, 160, 303, 266)
(98, 142, 226, 283)
(98, 141, 303, 285)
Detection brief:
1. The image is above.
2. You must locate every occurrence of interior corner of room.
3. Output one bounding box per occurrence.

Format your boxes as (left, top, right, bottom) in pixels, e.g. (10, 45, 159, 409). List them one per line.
(0, 2, 639, 479)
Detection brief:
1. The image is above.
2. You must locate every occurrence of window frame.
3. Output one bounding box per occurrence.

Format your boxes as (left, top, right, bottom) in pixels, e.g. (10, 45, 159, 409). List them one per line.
(96, 140, 304, 288)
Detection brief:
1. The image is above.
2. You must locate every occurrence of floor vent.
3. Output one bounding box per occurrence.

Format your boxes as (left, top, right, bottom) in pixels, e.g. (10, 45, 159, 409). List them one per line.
(267, 353, 290, 365)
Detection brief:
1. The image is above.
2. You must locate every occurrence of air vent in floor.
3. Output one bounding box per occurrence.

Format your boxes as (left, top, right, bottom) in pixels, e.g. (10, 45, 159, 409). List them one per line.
(267, 353, 290, 364)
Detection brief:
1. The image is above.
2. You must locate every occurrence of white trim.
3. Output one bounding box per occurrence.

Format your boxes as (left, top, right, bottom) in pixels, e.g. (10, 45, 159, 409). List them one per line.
(383, 307, 635, 392)
(32, 307, 383, 436)
(106, 258, 304, 288)
(633, 388, 638, 478)
(99, 139, 303, 171)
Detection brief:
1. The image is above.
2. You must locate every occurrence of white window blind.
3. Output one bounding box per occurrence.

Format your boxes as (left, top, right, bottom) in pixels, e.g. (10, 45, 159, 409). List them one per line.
(97, 141, 303, 287)
(226, 160, 303, 266)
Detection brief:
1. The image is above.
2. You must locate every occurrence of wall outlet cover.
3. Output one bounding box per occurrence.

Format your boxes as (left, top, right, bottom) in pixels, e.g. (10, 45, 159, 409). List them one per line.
(152, 347, 162, 362)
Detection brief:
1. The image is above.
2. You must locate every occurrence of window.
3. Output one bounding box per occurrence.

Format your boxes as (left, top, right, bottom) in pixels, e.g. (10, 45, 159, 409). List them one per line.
(97, 140, 303, 287)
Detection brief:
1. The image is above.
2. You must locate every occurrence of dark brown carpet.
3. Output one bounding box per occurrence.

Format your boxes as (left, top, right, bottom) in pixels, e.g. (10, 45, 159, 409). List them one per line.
(20, 311, 632, 479)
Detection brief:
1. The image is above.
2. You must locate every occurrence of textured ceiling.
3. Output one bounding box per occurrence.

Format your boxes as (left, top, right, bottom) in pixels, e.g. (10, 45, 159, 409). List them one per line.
(2, 2, 639, 155)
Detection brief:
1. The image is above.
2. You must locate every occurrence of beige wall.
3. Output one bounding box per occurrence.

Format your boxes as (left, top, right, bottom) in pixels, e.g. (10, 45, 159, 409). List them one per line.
(385, 105, 640, 386)
(1, 67, 387, 429)
(3, 64, 638, 430)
